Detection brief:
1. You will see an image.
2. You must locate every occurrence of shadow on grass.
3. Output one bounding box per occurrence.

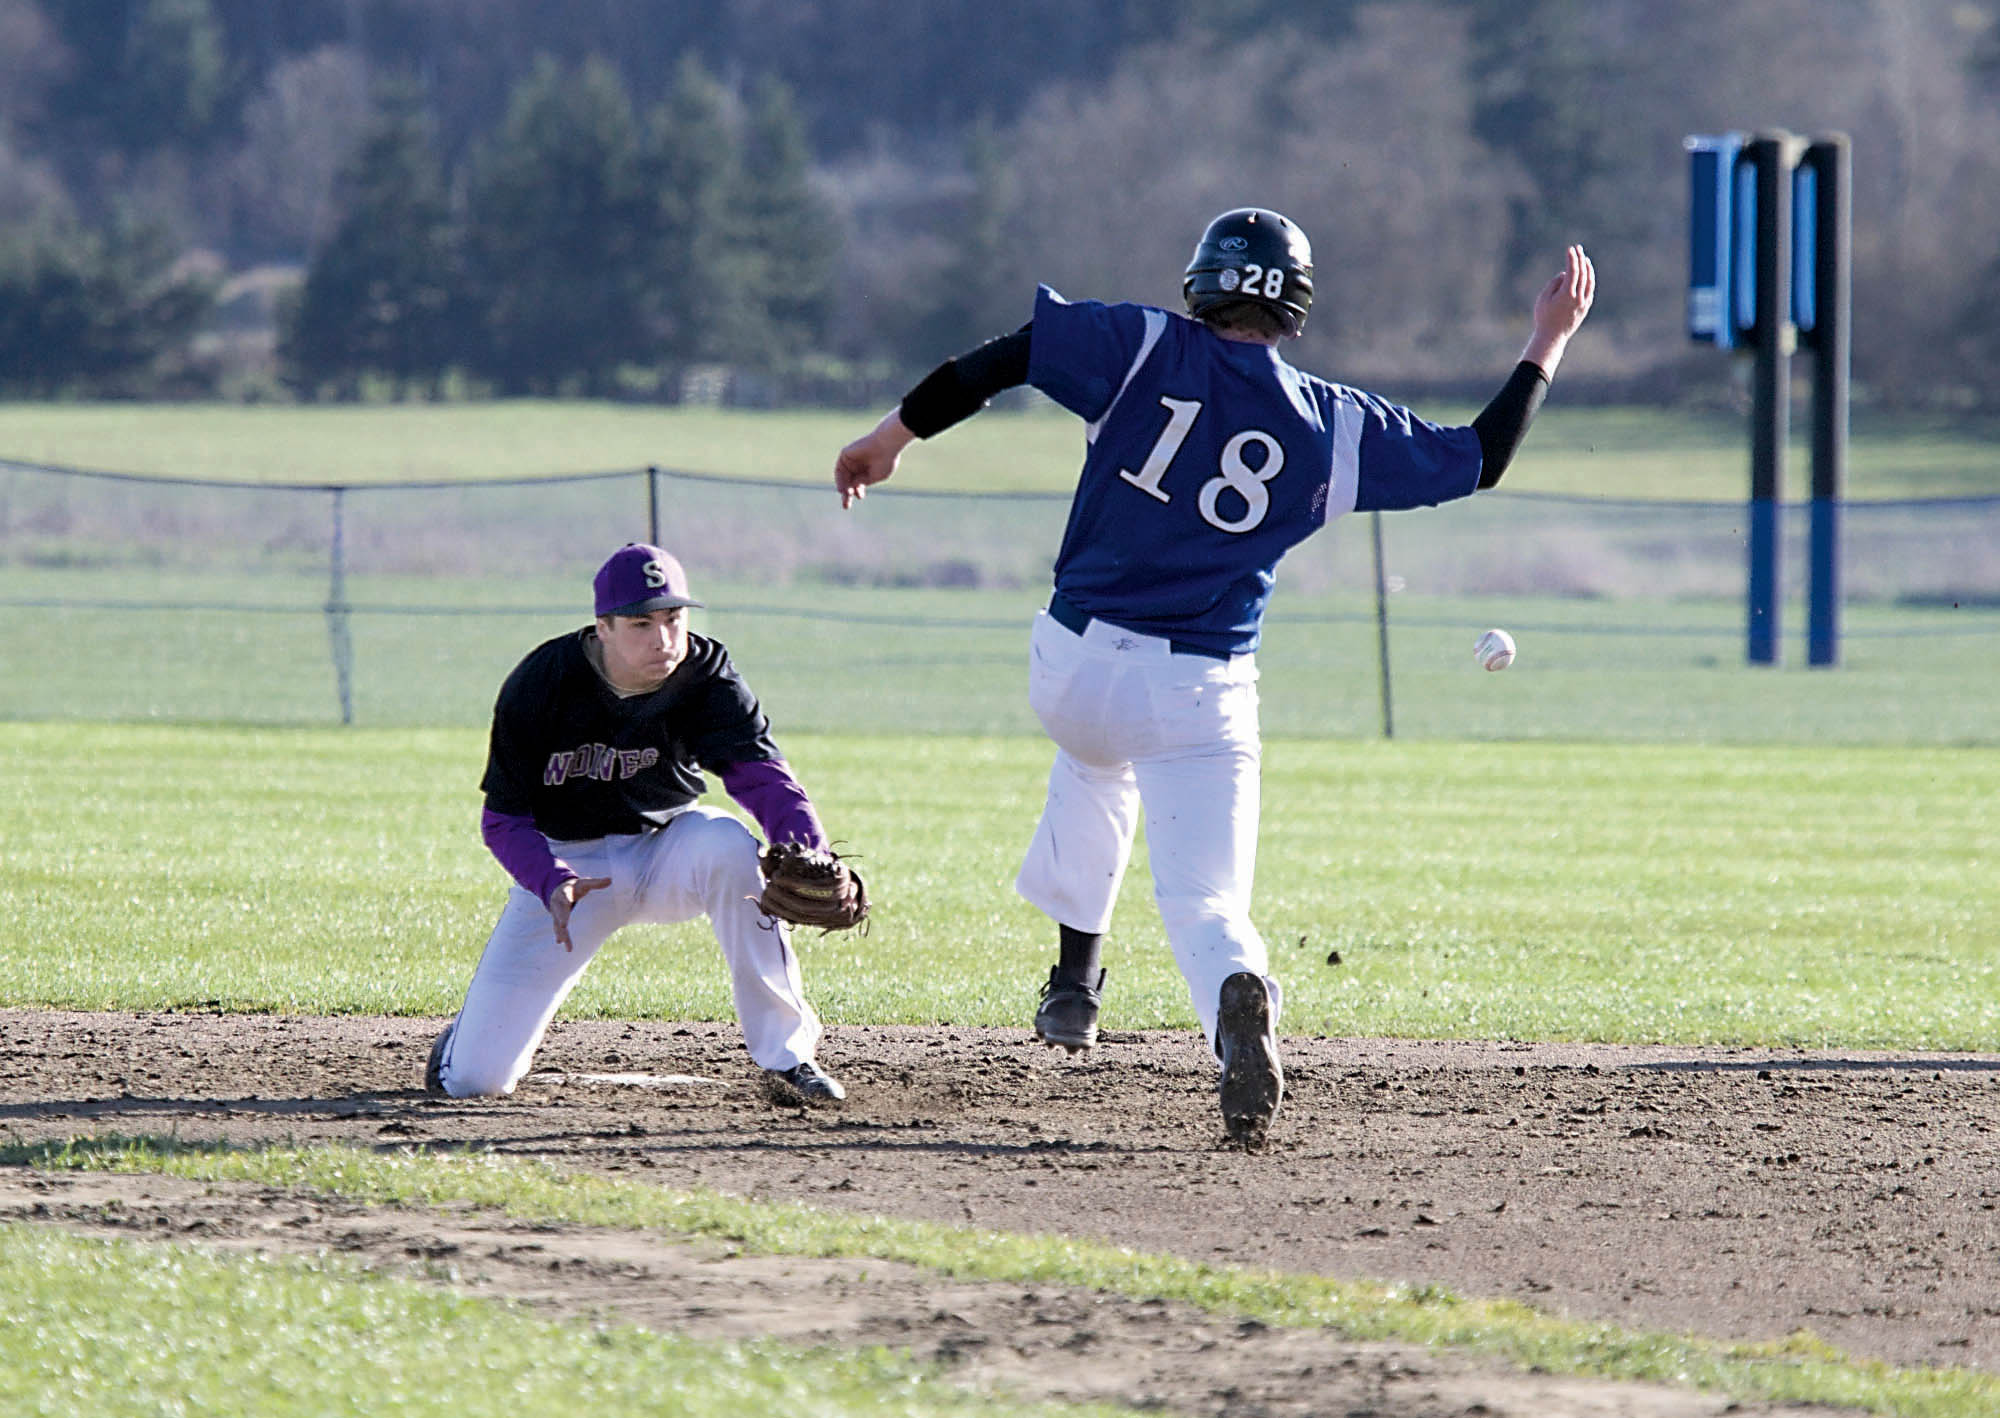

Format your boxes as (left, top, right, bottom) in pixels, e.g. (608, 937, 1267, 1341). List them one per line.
(0, 1127, 492, 1170)
(0, 1090, 432, 1124)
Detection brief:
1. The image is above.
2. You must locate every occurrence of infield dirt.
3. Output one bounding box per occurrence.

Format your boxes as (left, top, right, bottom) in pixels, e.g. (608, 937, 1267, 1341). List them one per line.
(5, 1007, 1997, 1416)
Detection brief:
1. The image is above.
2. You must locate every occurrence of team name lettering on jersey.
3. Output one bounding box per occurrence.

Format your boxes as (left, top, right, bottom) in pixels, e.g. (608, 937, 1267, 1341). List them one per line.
(543, 742, 661, 786)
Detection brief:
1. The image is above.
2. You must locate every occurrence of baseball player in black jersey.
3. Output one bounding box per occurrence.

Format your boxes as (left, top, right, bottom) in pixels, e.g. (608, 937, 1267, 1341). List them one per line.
(425, 543, 847, 1103)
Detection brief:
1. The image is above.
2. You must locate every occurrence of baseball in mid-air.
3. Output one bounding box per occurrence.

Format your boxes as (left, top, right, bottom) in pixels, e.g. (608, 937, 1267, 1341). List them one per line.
(1474, 628, 1516, 671)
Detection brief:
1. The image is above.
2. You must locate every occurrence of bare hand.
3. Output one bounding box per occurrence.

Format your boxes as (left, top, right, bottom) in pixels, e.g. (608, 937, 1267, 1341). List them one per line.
(834, 412, 915, 509)
(1522, 245, 1596, 376)
(1534, 244, 1596, 339)
(549, 875, 611, 952)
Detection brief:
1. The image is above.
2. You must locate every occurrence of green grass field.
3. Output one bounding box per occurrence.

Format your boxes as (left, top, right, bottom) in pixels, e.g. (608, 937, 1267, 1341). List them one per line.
(4, 399, 1998, 1416)
(3, 723, 1992, 1048)
(3, 398, 1998, 499)
(2, 563, 1997, 743)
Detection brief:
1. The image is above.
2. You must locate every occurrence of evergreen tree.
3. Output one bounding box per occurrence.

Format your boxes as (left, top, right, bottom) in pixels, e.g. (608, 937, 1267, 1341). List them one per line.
(43, 0, 232, 153)
(462, 56, 651, 395)
(123, 0, 231, 145)
(0, 214, 215, 394)
(737, 75, 835, 364)
(637, 53, 750, 370)
(913, 120, 1019, 364)
(282, 81, 459, 399)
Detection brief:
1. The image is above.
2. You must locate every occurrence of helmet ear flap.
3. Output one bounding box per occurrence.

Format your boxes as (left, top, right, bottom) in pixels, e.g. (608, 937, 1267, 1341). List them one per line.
(1183, 207, 1313, 335)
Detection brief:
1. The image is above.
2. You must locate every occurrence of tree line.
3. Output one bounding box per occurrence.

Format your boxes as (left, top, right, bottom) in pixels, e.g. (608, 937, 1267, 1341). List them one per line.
(2, 0, 1998, 408)
(283, 58, 831, 399)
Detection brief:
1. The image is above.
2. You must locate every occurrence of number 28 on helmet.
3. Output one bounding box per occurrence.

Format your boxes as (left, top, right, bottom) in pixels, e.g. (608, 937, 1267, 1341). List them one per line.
(1182, 207, 1314, 336)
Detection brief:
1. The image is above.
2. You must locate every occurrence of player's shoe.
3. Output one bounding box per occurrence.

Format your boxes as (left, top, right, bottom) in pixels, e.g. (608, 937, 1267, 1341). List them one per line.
(423, 1025, 454, 1099)
(1216, 972, 1283, 1147)
(766, 1060, 846, 1104)
(1034, 966, 1104, 1053)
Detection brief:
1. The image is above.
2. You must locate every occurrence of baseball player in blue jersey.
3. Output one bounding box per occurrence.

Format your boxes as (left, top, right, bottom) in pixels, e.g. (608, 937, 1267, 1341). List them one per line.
(425, 542, 848, 1105)
(834, 208, 1594, 1145)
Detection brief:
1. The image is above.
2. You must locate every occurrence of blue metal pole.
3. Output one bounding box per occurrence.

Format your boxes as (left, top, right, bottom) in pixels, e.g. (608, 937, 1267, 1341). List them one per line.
(1745, 133, 1797, 666)
(1805, 135, 1850, 668)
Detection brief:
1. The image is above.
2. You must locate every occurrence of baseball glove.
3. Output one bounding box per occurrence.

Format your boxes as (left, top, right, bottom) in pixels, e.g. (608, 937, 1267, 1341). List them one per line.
(754, 841, 869, 933)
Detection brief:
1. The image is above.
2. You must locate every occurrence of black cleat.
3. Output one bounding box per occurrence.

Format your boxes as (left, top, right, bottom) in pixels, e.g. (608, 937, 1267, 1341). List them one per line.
(424, 1025, 453, 1098)
(1034, 966, 1104, 1054)
(766, 1060, 847, 1103)
(1216, 972, 1283, 1147)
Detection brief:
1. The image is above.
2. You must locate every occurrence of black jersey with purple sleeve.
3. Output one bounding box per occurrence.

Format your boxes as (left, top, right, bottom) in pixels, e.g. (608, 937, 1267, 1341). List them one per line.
(1027, 286, 1484, 655)
(480, 629, 780, 842)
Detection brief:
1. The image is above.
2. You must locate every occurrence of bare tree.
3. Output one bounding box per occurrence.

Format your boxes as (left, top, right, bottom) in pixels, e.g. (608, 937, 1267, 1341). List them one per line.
(0, 136, 66, 228)
(1532, 0, 2000, 400)
(1840, 1, 2000, 399)
(0, 1, 67, 129)
(223, 45, 373, 261)
(988, 4, 1522, 378)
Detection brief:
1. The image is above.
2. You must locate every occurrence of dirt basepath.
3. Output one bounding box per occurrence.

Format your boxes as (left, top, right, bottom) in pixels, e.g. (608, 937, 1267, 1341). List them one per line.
(6, 1008, 1998, 1413)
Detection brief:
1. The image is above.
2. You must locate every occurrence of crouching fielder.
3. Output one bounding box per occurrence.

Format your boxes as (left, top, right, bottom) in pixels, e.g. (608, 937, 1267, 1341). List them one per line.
(426, 542, 850, 1104)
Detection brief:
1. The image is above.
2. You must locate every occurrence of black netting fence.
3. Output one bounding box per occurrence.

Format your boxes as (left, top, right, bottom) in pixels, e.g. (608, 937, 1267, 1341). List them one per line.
(2, 457, 1996, 744)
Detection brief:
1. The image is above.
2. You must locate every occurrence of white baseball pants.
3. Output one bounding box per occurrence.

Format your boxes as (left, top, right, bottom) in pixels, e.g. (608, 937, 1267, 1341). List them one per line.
(1014, 609, 1281, 1051)
(434, 806, 821, 1098)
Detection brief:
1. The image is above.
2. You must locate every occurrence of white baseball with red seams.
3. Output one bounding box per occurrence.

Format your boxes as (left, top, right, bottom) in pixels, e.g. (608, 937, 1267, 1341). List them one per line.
(1474, 628, 1516, 671)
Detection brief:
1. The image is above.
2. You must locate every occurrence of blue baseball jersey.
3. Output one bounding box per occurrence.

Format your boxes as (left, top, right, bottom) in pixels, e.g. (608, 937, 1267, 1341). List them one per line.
(1028, 286, 1484, 655)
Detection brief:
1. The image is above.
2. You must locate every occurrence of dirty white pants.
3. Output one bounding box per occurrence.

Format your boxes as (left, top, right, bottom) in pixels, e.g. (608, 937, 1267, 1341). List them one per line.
(435, 806, 820, 1098)
(1014, 610, 1282, 1050)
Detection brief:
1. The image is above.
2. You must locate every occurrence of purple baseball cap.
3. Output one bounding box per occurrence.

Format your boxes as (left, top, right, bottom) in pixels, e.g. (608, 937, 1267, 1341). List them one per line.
(593, 543, 704, 618)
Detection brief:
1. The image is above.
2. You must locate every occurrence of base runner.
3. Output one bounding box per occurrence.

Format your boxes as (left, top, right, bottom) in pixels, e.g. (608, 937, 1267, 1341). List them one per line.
(834, 209, 1594, 1144)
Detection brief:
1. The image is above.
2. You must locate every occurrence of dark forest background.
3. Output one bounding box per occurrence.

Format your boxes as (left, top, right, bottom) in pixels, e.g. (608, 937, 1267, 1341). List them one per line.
(3, 0, 1999, 407)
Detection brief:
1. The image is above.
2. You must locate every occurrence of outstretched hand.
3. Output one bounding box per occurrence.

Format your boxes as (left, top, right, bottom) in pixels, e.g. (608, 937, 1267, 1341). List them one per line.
(549, 875, 611, 952)
(1523, 245, 1596, 377)
(834, 411, 916, 509)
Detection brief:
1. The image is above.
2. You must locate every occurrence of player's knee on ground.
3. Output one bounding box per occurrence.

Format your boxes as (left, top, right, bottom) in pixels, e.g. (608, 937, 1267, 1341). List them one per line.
(437, 1032, 525, 1099)
(441, 1058, 521, 1099)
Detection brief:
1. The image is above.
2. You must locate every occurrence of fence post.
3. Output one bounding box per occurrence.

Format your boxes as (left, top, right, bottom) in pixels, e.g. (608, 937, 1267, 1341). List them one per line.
(326, 486, 354, 726)
(1371, 510, 1394, 740)
(647, 465, 661, 545)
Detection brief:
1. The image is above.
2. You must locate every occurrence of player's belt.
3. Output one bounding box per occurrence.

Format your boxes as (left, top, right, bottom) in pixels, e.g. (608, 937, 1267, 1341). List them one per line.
(1046, 593, 1231, 661)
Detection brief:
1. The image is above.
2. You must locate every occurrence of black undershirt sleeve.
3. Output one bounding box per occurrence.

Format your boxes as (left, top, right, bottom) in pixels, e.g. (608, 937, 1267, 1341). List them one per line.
(899, 323, 1033, 438)
(1470, 360, 1551, 489)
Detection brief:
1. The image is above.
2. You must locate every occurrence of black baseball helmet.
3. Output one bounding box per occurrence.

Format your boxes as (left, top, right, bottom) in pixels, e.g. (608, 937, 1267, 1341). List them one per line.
(1183, 207, 1314, 335)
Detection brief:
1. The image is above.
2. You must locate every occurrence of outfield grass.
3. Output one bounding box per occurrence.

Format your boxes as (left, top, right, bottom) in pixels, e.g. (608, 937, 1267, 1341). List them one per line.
(2, 398, 1997, 499)
(2, 724, 1991, 1049)
(3, 563, 1996, 743)
(15, 1138, 1998, 1418)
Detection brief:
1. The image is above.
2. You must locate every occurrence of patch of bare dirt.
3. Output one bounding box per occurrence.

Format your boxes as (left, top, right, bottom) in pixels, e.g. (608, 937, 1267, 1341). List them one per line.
(7, 1008, 1999, 1414)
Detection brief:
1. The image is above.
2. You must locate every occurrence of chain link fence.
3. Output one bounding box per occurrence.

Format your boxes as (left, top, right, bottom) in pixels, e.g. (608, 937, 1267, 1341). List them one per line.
(2, 457, 1996, 744)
